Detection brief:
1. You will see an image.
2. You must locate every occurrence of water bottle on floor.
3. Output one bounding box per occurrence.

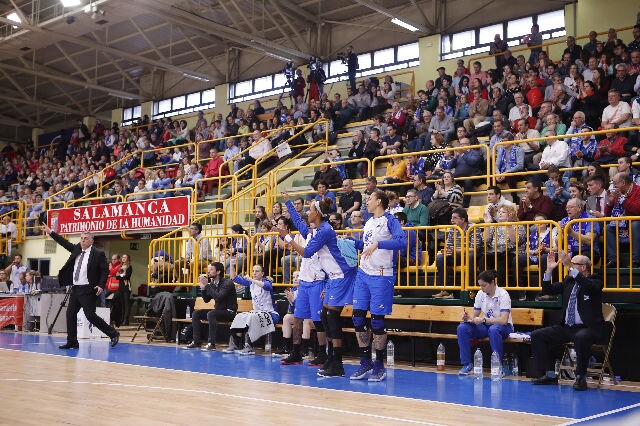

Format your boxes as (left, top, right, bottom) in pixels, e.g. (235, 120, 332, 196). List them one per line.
(555, 359, 561, 378)
(386, 340, 395, 368)
(185, 305, 191, 319)
(473, 348, 483, 379)
(436, 343, 446, 371)
(491, 351, 502, 381)
(512, 354, 519, 376)
(371, 341, 376, 361)
(264, 333, 272, 354)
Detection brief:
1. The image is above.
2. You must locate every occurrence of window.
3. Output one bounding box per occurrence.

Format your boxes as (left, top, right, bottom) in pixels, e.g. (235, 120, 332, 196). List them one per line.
(507, 16, 533, 39)
(397, 42, 419, 61)
(202, 89, 215, 104)
(538, 10, 564, 32)
(235, 80, 252, 97)
(172, 96, 185, 110)
(374, 48, 394, 66)
(254, 75, 273, 92)
(158, 99, 171, 114)
(123, 108, 133, 121)
(186, 92, 200, 107)
(229, 42, 421, 102)
(133, 105, 141, 118)
(479, 24, 503, 45)
(452, 30, 475, 51)
(441, 10, 564, 60)
(358, 53, 372, 69)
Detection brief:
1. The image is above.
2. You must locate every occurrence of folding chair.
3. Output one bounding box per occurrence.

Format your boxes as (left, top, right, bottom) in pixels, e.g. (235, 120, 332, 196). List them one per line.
(559, 303, 618, 387)
(131, 313, 166, 343)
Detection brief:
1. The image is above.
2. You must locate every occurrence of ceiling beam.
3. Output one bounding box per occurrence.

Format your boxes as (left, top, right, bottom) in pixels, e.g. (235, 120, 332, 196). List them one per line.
(0, 61, 138, 99)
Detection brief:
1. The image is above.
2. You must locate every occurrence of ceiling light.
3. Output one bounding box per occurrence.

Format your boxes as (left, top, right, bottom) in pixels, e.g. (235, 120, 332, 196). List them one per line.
(61, 0, 83, 7)
(391, 18, 419, 32)
(183, 72, 210, 83)
(7, 12, 20, 28)
(108, 92, 136, 100)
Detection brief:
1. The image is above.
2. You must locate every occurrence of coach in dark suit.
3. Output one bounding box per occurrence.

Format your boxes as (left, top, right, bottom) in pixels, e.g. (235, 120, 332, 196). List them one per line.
(42, 224, 120, 349)
(531, 250, 604, 391)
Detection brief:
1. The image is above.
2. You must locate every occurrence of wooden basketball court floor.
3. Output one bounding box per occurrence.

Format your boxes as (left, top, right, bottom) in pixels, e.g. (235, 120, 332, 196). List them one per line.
(1, 331, 639, 425)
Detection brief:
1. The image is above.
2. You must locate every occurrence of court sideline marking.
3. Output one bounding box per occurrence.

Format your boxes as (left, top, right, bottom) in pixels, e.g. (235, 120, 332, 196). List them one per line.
(560, 402, 640, 425)
(0, 377, 439, 425)
(0, 346, 572, 422)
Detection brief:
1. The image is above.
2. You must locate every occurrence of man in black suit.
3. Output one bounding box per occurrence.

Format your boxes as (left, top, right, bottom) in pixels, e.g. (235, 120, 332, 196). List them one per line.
(185, 262, 237, 350)
(42, 224, 120, 349)
(531, 250, 604, 391)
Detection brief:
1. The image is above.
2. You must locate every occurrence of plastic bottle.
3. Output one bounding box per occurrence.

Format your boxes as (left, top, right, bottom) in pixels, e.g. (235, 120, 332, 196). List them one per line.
(176, 329, 180, 345)
(386, 340, 395, 367)
(502, 354, 511, 376)
(473, 348, 483, 379)
(555, 359, 561, 378)
(436, 343, 446, 371)
(264, 333, 272, 354)
(491, 351, 502, 381)
(512, 354, 519, 376)
(371, 341, 376, 361)
(185, 305, 191, 319)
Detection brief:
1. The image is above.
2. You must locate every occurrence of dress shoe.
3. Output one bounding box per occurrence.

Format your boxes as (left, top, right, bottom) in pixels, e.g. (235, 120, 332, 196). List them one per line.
(110, 331, 120, 348)
(532, 375, 559, 385)
(185, 341, 200, 349)
(59, 342, 79, 350)
(573, 375, 588, 391)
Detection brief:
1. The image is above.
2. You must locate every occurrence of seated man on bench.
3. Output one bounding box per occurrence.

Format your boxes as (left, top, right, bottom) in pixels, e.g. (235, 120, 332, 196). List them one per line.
(185, 262, 237, 351)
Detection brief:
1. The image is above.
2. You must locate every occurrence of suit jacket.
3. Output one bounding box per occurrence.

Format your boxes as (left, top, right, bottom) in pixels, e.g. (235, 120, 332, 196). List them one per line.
(51, 232, 109, 288)
(585, 193, 607, 215)
(201, 277, 238, 311)
(542, 270, 604, 332)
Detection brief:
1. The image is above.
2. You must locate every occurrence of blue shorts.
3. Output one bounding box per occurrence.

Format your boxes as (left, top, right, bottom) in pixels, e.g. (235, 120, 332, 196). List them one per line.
(352, 270, 395, 316)
(294, 280, 324, 321)
(323, 269, 356, 307)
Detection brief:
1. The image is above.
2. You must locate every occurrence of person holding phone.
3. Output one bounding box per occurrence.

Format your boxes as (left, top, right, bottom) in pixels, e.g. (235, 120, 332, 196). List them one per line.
(457, 269, 513, 375)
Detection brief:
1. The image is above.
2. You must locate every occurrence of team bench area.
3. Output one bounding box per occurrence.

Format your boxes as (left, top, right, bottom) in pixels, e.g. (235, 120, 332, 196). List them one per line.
(340, 304, 544, 367)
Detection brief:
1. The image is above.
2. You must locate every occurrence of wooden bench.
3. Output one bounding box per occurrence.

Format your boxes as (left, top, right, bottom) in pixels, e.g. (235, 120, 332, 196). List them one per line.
(172, 298, 254, 344)
(340, 304, 544, 366)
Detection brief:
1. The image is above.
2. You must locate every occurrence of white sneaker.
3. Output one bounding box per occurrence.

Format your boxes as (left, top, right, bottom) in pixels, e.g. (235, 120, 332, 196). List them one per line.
(236, 345, 255, 355)
(222, 342, 238, 353)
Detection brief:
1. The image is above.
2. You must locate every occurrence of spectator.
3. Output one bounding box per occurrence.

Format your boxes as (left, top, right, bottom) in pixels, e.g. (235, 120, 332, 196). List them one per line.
(346, 130, 366, 179)
(552, 198, 600, 263)
(337, 179, 362, 226)
(431, 171, 463, 210)
(604, 172, 640, 267)
(452, 138, 483, 207)
(514, 118, 540, 170)
(402, 189, 428, 228)
(380, 124, 402, 156)
(484, 204, 526, 286)
(593, 130, 628, 170)
(517, 179, 554, 221)
(537, 129, 571, 170)
(601, 89, 631, 129)
(434, 208, 480, 299)
(464, 89, 489, 132)
(312, 160, 342, 190)
(483, 186, 515, 223)
(353, 86, 372, 121)
(412, 173, 434, 206)
(381, 149, 408, 193)
(610, 64, 635, 102)
(429, 106, 455, 143)
(394, 211, 422, 267)
(314, 180, 337, 213)
(495, 133, 523, 203)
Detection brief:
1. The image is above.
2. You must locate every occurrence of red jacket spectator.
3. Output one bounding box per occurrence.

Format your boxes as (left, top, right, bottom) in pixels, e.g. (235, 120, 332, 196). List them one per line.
(605, 183, 640, 216)
(594, 135, 628, 160)
(203, 156, 226, 178)
(517, 194, 554, 221)
(525, 86, 544, 109)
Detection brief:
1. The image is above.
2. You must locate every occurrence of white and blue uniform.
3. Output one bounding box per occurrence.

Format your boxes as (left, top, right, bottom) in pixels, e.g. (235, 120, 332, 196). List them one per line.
(287, 202, 327, 321)
(352, 212, 406, 315)
(233, 276, 280, 324)
(286, 200, 356, 307)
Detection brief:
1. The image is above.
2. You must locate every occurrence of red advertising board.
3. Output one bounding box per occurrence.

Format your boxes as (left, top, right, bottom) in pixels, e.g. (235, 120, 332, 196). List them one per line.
(47, 196, 190, 234)
(0, 296, 24, 328)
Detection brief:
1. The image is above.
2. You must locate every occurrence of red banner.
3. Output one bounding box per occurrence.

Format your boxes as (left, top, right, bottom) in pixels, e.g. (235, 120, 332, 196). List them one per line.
(0, 296, 24, 328)
(47, 196, 191, 234)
